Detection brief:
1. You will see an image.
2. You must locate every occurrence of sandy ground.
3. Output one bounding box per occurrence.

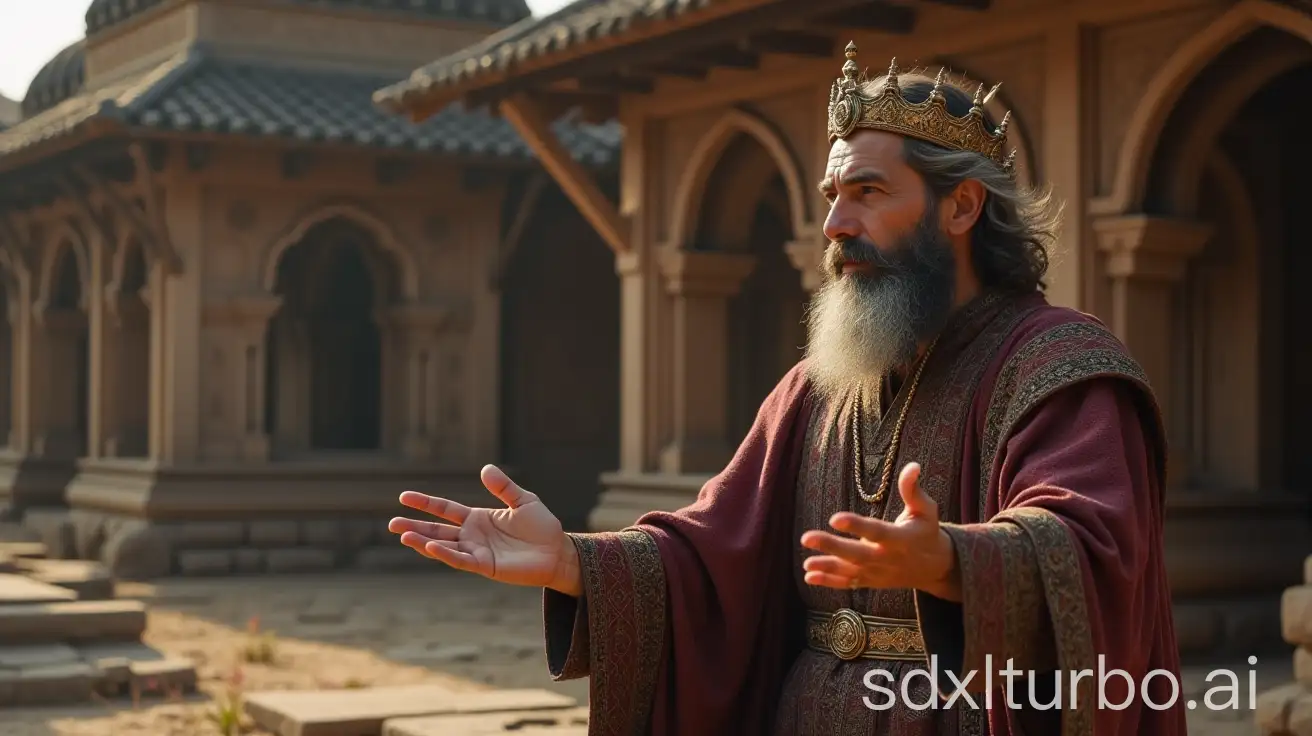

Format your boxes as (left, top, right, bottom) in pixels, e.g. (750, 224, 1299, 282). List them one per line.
(3, 570, 586, 735)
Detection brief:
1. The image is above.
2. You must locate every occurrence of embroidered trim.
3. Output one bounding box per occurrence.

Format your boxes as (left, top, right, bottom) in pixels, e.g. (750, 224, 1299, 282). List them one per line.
(573, 529, 667, 736)
(975, 319, 1167, 736)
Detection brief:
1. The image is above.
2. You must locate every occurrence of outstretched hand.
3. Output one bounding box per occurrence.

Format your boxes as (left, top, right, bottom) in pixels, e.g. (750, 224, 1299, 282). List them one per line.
(800, 462, 962, 602)
(388, 465, 582, 596)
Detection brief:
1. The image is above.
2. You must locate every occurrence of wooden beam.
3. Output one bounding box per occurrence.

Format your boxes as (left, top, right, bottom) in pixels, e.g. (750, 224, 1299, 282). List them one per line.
(689, 46, 759, 70)
(127, 143, 183, 273)
(637, 61, 709, 80)
(0, 212, 33, 275)
(801, 2, 917, 32)
(925, 0, 990, 8)
(489, 172, 548, 290)
(498, 93, 629, 255)
(576, 75, 656, 95)
(56, 175, 116, 258)
(740, 31, 835, 58)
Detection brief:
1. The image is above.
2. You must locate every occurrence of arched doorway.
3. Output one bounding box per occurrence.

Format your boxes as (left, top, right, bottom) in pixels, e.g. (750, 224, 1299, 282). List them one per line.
(499, 184, 620, 530)
(108, 241, 150, 457)
(264, 218, 394, 456)
(692, 133, 807, 445)
(1143, 27, 1312, 496)
(42, 245, 89, 458)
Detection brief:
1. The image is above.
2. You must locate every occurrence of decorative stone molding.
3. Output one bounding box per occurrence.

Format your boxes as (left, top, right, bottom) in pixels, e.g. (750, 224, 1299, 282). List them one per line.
(657, 248, 757, 297)
(784, 235, 829, 292)
(1093, 214, 1213, 281)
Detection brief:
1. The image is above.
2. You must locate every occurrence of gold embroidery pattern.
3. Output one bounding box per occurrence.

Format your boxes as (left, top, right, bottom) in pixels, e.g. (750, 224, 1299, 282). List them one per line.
(573, 530, 667, 736)
(805, 609, 927, 661)
(975, 319, 1167, 736)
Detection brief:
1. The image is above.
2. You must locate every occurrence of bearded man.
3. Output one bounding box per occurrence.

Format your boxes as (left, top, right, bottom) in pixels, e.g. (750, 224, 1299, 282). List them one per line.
(389, 45, 1184, 736)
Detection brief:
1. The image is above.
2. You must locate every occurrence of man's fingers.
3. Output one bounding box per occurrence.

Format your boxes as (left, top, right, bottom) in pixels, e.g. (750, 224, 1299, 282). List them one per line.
(480, 464, 536, 509)
(827, 513, 913, 545)
(804, 570, 856, 589)
(800, 530, 881, 565)
(802, 554, 863, 578)
(898, 462, 938, 519)
(388, 517, 459, 541)
(399, 491, 471, 524)
(398, 532, 480, 572)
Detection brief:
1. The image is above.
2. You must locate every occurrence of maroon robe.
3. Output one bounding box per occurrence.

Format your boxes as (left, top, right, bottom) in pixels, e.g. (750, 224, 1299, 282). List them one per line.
(545, 291, 1185, 735)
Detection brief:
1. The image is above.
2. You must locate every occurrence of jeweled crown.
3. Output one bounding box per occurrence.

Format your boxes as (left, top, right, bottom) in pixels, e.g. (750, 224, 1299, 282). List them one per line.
(827, 42, 1016, 174)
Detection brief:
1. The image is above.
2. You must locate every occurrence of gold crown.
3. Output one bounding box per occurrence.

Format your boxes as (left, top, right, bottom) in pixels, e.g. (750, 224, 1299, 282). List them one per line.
(827, 42, 1016, 174)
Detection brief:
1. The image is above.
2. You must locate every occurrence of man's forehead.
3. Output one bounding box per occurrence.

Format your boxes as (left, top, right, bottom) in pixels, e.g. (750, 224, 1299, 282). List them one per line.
(824, 131, 903, 177)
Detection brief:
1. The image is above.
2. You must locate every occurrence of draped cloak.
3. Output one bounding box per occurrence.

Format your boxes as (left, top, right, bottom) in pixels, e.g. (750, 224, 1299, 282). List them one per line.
(543, 291, 1185, 736)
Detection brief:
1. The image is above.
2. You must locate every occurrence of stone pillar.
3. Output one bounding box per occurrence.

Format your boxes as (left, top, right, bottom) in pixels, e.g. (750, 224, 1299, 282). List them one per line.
(656, 248, 755, 474)
(271, 317, 310, 455)
(32, 308, 87, 459)
(377, 304, 451, 462)
(784, 234, 828, 293)
(7, 278, 32, 454)
(1255, 555, 1312, 735)
(205, 295, 283, 461)
(1093, 215, 1211, 484)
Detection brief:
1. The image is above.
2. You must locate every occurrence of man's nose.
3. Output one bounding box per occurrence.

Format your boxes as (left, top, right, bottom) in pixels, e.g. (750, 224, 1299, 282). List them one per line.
(823, 205, 862, 243)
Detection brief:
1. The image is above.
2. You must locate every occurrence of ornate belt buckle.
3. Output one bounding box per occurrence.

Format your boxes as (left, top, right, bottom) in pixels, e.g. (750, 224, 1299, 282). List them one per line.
(827, 608, 868, 661)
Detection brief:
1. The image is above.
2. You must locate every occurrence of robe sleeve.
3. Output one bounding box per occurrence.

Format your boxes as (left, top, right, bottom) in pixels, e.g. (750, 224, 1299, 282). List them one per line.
(916, 375, 1179, 735)
(540, 364, 814, 736)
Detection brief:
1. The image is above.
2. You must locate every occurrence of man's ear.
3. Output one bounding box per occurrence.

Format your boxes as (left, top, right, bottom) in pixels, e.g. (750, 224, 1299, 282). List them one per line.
(941, 179, 986, 236)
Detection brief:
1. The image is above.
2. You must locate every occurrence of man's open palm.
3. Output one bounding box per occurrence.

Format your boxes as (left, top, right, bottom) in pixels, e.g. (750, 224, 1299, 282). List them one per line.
(388, 465, 569, 589)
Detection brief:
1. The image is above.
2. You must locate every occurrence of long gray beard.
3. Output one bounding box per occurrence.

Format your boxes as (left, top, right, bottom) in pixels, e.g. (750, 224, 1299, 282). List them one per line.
(803, 273, 923, 401)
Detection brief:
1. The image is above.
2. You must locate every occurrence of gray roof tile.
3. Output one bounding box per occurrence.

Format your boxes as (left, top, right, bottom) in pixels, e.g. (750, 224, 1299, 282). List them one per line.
(0, 51, 620, 166)
(376, 0, 713, 110)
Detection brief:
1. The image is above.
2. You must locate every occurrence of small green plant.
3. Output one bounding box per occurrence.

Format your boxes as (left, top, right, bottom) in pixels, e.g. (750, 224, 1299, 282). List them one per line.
(206, 667, 247, 736)
(241, 615, 278, 665)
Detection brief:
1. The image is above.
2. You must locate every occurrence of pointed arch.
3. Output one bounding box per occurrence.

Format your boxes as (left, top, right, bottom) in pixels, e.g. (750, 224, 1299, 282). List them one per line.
(667, 107, 811, 248)
(37, 221, 90, 313)
(261, 201, 420, 301)
(1091, 0, 1312, 215)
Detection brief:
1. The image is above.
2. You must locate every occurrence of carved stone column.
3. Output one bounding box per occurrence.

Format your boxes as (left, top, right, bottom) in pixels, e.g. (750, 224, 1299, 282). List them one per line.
(657, 249, 755, 474)
(785, 234, 829, 293)
(378, 304, 453, 462)
(1094, 215, 1211, 486)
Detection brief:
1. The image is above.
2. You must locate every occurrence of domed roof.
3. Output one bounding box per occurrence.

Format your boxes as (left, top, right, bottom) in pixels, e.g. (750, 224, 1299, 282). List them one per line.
(21, 40, 86, 120)
(85, 0, 532, 37)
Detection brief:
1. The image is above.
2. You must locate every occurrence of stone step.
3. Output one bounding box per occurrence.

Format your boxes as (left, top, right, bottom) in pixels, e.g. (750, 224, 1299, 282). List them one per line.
(0, 573, 78, 604)
(0, 523, 42, 544)
(0, 641, 198, 706)
(0, 661, 97, 706)
(0, 600, 147, 644)
(0, 542, 48, 560)
(17, 559, 115, 601)
(244, 685, 576, 736)
(383, 707, 590, 736)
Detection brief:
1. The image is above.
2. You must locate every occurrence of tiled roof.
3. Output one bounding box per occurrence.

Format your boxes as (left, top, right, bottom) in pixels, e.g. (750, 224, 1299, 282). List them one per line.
(0, 51, 620, 167)
(376, 0, 714, 110)
(85, 0, 533, 36)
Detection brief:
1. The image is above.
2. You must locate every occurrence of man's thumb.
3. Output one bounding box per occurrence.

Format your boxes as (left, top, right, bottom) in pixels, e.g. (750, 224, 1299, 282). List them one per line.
(897, 462, 935, 517)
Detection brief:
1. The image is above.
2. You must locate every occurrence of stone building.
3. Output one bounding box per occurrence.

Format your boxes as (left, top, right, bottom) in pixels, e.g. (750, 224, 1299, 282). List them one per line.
(0, 0, 623, 578)
(379, 0, 1312, 660)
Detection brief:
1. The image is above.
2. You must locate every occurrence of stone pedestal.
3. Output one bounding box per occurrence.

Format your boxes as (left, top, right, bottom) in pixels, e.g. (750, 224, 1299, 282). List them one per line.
(1255, 554, 1312, 735)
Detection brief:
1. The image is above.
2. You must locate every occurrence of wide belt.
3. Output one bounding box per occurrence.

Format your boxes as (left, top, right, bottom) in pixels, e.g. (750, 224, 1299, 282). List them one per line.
(805, 608, 927, 662)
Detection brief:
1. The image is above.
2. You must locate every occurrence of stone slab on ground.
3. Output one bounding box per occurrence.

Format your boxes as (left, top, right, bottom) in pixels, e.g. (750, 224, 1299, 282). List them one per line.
(1256, 682, 1311, 735)
(0, 600, 147, 643)
(0, 542, 47, 559)
(0, 573, 78, 604)
(245, 685, 576, 736)
(383, 706, 590, 736)
(17, 559, 114, 600)
(0, 523, 42, 543)
(75, 641, 196, 697)
(0, 661, 97, 706)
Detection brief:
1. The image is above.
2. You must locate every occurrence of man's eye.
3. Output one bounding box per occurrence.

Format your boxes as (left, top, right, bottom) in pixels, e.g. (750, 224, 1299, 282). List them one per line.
(860, 186, 881, 195)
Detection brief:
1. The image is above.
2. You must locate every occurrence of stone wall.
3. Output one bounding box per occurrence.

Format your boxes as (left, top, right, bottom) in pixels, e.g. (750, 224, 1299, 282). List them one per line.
(1256, 555, 1312, 735)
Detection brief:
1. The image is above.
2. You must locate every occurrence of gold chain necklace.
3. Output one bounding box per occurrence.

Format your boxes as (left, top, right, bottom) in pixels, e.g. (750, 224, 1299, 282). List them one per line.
(850, 338, 939, 504)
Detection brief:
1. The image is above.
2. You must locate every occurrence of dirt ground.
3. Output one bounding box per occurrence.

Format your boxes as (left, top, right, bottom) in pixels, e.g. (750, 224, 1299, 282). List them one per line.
(3, 570, 587, 735)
